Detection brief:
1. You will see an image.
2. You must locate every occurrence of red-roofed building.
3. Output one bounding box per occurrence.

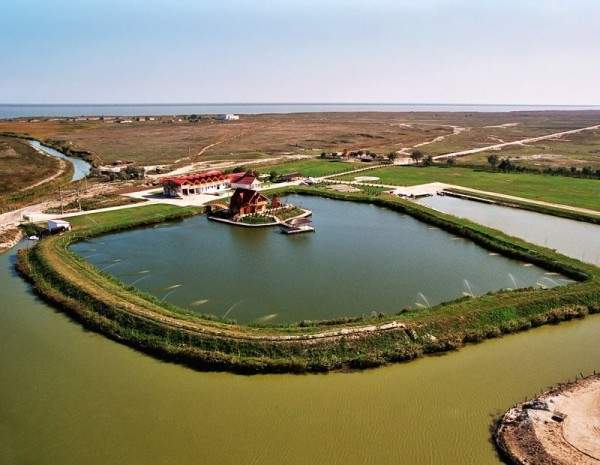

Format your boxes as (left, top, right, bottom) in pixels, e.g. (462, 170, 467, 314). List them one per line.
(161, 170, 229, 197)
(228, 171, 262, 190)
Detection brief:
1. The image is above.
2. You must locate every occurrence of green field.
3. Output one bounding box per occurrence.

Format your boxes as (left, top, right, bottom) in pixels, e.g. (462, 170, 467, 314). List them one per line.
(340, 166, 600, 211)
(67, 204, 200, 229)
(258, 158, 357, 177)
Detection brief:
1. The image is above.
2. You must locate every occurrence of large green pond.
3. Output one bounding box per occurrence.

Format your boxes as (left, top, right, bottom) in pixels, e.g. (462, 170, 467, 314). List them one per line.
(71, 195, 561, 324)
(1, 242, 600, 465)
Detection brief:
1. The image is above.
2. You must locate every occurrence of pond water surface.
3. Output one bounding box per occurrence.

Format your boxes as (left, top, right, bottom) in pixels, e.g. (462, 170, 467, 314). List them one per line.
(417, 195, 600, 266)
(71, 195, 561, 324)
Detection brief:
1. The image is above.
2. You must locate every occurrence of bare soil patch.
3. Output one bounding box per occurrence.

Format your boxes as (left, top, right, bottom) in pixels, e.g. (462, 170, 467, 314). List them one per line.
(495, 373, 600, 465)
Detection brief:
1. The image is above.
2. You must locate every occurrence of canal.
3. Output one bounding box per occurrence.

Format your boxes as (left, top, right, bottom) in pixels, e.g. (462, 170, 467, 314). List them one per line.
(29, 140, 92, 182)
(416, 195, 600, 266)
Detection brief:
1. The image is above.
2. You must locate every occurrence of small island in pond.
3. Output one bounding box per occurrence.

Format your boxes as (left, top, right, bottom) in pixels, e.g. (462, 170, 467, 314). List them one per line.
(205, 175, 313, 232)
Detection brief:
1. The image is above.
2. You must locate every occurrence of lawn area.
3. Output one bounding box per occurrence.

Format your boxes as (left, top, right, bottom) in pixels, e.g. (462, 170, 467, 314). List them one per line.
(257, 158, 358, 177)
(67, 204, 201, 230)
(340, 166, 600, 211)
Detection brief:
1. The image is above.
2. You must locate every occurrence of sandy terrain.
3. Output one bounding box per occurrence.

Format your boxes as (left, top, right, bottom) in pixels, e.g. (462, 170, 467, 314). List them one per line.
(433, 124, 600, 160)
(495, 373, 600, 464)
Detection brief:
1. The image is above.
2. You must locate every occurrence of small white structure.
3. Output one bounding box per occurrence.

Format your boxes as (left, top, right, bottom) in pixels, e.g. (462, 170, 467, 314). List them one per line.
(48, 219, 71, 232)
(217, 114, 240, 121)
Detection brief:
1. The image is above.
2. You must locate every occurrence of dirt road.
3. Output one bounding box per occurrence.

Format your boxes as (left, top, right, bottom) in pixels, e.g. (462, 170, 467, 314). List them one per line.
(433, 124, 600, 160)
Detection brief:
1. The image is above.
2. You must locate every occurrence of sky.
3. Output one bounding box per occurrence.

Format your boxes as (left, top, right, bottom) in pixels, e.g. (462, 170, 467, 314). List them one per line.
(2, 0, 600, 104)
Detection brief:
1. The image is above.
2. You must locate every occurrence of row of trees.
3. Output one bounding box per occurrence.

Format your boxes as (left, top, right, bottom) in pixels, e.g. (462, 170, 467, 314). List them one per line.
(487, 154, 600, 179)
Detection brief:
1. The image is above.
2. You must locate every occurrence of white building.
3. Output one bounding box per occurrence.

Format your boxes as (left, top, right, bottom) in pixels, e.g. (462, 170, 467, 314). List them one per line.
(48, 219, 71, 232)
(229, 173, 261, 190)
(217, 114, 240, 121)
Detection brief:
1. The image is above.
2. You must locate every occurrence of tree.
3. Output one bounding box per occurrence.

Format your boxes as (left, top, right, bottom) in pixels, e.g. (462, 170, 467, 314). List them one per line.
(498, 158, 513, 171)
(387, 152, 398, 162)
(269, 170, 278, 181)
(423, 155, 434, 166)
(487, 154, 499, 168)
(446, 158, 455, 166)
(410, 149, 424, 165)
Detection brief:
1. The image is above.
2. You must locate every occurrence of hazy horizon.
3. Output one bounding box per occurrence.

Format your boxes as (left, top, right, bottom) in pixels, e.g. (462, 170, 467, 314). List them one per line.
(3, 102, 600, 106)
(3, 0, 600, 105)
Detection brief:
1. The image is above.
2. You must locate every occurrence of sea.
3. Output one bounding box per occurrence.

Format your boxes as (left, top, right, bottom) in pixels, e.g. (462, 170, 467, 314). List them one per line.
(1, 103, 600, 119)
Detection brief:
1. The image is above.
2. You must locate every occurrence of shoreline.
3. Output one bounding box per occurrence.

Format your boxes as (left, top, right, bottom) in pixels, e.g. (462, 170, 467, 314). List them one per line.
(494, 373, 600, 465)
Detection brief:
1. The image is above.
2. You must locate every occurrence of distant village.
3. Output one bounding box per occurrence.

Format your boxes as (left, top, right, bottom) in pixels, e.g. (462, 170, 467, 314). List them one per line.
(12, 113, 241, 124)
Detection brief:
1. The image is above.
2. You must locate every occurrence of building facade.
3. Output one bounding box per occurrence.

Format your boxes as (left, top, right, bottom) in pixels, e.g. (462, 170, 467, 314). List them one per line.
(228, 172, 262, 190)
(229, 188, 269, 216)
(161, 170, 229, 197)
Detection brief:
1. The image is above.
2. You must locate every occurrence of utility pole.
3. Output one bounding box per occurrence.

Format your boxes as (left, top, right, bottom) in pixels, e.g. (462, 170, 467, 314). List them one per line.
(76, 186, 82, 212)
(59, 186, 64, 214)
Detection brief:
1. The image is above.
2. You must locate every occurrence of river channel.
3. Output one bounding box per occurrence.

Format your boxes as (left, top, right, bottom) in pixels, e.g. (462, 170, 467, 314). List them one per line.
(29, 140, 91, 182)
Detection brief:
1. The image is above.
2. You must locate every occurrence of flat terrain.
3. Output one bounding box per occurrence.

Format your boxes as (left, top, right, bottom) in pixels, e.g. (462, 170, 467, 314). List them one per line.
(0, 136, 72, 213)
(257, 159, 357, 177)
(0, 136, 62, 195)
(3, 111, 599, 168)
(339, 166, 600, 211)
(458, 127, 600, 169)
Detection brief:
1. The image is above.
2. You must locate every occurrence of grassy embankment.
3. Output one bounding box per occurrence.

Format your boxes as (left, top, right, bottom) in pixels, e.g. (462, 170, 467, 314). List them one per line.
(338, 165, 600, 212)
(0, 136, 74, 213)
(16, 191, 600, 373)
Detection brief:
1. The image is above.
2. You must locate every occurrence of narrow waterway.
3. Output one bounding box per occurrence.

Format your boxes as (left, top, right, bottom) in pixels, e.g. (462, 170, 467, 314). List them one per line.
(416, 195, 600, 265)
(29, 140, 91, 181)
(1, 242, 599, 465)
